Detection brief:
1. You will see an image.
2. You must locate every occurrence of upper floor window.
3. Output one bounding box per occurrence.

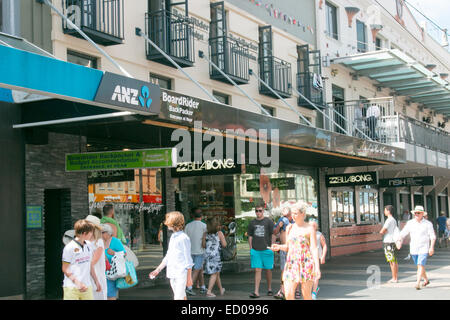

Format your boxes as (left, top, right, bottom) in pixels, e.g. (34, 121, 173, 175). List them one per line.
(325, 2, 338, 40)
(213, 91, 230, 105)
(356, 20, 367, 53)
(150, 73, 172, 90)
(262, 105, 275, 116)
(67, 50, 98, 69)
(375, 37, 383, 51)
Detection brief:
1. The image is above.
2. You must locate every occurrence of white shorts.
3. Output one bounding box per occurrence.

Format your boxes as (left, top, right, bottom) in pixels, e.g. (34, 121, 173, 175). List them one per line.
(170, 276, 187, 300)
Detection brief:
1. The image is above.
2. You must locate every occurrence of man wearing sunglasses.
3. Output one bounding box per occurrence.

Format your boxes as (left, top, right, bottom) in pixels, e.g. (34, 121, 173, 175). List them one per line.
(247, 204, 275, 298)
(396, 205, 436, 290)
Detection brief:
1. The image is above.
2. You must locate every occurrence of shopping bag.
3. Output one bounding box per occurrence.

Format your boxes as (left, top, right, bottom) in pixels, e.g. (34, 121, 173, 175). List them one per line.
(116, 260, 138, 289)
(106, 251, 127, 280)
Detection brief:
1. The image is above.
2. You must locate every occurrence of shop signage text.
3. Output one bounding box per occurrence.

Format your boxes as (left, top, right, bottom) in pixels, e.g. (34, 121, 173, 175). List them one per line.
(171, 158, 241, 177)
(326, 172, 378, 187)
(87, 170, 135, 184)
(379, 176, 435, 188)
(246, 177, 295, 192)
(95, 72, 161, 115)
(66, 148, 177, 172)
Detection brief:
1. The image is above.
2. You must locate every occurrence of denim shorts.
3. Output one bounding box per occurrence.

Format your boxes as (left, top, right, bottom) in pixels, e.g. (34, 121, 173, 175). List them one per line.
(192, 254, 205, 270)
(411, 254, 428, 266)
(107, 279, 118, 298)
(250, 249, 274, 270)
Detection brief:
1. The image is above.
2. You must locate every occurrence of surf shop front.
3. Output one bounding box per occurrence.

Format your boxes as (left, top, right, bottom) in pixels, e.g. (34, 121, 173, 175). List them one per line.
(0, 44, 406, 299)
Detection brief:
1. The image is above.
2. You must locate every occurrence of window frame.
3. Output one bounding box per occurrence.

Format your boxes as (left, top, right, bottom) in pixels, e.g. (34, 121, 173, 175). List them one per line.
(150, 73, 173, 90)
(67, 50, 98, 69)
(356, 20, 367, 53)
(325, 1, 338, 40)
(213, 90, 230, 105)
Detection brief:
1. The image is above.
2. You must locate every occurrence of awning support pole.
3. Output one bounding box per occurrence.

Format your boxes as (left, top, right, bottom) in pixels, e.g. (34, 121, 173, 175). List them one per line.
(136, 28, 220, 104)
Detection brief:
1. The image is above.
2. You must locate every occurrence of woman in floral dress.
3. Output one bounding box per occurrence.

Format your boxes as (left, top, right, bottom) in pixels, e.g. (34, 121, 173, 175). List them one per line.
(202, 217, 227, 297)
(271, 202, 321, 300)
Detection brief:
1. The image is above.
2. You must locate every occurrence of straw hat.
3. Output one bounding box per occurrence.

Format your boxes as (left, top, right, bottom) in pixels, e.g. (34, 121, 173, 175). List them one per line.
(85, 215, 102, 230)
(411, 205, 427, 215)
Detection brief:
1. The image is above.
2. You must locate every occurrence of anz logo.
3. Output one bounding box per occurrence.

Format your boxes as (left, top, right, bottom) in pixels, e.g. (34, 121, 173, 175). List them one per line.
(111, 85, 153, 109)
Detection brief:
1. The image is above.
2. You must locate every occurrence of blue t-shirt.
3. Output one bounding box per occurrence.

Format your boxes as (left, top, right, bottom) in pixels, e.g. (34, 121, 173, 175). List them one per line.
(437, 216, 447, 232)
(105, 237, 125, 263)
(275, 217, 291, 232)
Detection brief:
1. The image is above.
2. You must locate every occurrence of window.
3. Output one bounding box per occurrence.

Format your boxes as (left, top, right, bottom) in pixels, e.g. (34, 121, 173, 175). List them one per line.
(262, 105, 275, 116)
(359, 190, 380, 224)
(356, 20, 367, 53)
(325, 2, 338, 40)
(299, 116, 312, 126)
(213, 91, 230, 105)
(67, 50, 98, 69)
(331, 190, 355, 226)
(375, 37, 383, 50)
(150, 73, 172, 90)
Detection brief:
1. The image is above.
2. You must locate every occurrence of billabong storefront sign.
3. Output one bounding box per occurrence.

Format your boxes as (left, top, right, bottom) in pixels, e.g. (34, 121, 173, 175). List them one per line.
(95, 72, 161, 114)
(379, 176, 435, 188)
(171, 158, 241, 177)
(326, 172, 378, 187)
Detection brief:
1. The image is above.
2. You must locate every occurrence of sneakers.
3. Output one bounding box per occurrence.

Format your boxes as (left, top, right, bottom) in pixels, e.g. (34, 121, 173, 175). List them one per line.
(199, 287, 207, 294)
(186, 288, 196, 296)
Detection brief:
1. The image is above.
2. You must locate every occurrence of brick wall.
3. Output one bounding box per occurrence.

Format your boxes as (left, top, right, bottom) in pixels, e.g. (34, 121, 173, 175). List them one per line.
(25, 132, 88, 299)
(330, 224, 383, 257)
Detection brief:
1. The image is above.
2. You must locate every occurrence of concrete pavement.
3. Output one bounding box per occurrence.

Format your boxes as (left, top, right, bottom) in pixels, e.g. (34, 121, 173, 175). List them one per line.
(121, 246, 450, 300)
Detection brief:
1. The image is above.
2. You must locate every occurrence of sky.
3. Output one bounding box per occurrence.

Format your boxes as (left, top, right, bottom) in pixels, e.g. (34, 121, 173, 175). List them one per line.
(406, 0, 450, 41)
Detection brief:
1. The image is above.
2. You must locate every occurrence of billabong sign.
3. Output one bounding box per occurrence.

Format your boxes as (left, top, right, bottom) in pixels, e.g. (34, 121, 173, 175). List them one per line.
(171, 158, 241, 177)
(326, 172, 378, 187)
(95, 72, 161, 114)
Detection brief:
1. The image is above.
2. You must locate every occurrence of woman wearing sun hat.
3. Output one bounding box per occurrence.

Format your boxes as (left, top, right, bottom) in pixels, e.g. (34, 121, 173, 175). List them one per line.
(396, 205, 436, 290)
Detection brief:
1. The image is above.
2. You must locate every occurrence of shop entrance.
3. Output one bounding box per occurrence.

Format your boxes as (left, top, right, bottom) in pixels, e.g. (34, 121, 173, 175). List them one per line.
(44, 188, 71, 299)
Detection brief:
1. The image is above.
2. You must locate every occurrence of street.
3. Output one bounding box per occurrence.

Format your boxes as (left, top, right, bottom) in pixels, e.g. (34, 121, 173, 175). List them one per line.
(120, 246, 450, 300)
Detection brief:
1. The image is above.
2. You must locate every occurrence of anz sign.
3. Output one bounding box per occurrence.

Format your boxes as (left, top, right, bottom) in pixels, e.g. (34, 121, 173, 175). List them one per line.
(95, 72, 161, 115)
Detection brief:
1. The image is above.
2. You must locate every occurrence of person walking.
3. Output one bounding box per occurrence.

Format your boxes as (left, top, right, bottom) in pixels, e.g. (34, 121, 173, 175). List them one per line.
(436, 212, 448, 248)
(62, 219, 96, 300)
(309, 219, 327, 300)
(184, 208, 207, 295)
(271, 203, 321, 300)
(101, 223, 126, 300)
(272, 206, 293, 299)
(396, 205, 436, 290)
(203, 217, 227, 298)
(248, 204, 275, 298)
(149, 211, 194, 300)
(86, 215, 107, 300)
(379, 205, 399, 284)
(101, 203, 127, 245)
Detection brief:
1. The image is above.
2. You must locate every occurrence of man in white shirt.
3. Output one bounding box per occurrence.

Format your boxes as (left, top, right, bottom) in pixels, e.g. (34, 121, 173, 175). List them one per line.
(396, 205, 436, 290)
(379, 205, 399, 283)
(184, 208, 207, 295)
(365, 103, 381, 140)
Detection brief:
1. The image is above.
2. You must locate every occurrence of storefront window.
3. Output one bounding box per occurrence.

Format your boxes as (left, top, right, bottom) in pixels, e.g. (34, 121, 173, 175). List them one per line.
(331, 189, 355, 226)
(359, 190, 379, 224)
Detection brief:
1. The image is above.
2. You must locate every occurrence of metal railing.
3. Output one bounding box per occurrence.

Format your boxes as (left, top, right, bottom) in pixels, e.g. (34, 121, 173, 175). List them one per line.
(209, 36, 250, 84)
(145, 10, 194, 67)
(259, 56, 292, 98)
(62, 0, 124, 45)
(297, 72, 324, 108)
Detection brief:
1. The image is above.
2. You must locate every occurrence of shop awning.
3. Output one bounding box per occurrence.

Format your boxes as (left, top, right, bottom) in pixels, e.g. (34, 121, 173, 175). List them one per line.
(332, 49, 450, 114)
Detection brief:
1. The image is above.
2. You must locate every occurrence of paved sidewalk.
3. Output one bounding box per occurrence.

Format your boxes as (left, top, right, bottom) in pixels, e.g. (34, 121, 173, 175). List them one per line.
(121, 246, 450, 300)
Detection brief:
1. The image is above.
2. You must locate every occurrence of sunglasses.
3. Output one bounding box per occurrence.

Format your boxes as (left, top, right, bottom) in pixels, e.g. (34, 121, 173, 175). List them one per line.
(414, 212, 424, 215)
(255, 209, 264, 212)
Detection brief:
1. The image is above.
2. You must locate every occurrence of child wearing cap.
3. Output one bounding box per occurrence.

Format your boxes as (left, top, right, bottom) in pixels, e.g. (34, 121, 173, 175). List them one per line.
(62, 219, 95, 300)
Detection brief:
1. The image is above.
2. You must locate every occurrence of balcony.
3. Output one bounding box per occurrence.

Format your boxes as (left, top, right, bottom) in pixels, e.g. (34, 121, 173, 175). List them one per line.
(145, 10, 194, 68)
(209, 36, 250, 85)
(259, 56, 292, 98)
(297, 72, 324, 109)
(62, 0, 124, 46)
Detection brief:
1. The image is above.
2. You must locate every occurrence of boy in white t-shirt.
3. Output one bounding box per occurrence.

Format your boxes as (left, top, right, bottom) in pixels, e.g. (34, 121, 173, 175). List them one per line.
(62, 219, 96, 300)
(379, 205, 399, 283)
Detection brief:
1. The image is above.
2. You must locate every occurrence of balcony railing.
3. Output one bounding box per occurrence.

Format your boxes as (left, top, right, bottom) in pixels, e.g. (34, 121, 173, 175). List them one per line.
(62, 0, 124, 46)
(297, 72, 324, 109)
(145, 10, 194, 68)
(209, 36, 250, 85)
(259, 56, 292, 98)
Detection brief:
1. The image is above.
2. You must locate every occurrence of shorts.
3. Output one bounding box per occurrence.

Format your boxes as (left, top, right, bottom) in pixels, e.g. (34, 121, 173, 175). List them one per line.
(411, 254, 428, 266)
(192, 254, 205, 270)
(63, 286, 94, 300)
(383, 243, 398, 263)
(279, 250, 287, 271)
(107, 279, 118, 298)
(170, 276, 187, 300)
(250, 249, 274, 270)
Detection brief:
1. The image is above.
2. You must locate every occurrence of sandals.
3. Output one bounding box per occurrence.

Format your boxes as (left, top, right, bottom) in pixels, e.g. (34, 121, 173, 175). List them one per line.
(206, 292, 216, 298)
(295, 291, 301, 299)
(423, 280, 430, 287)
(249, 292, 260, 298)
(415, 284, 421, 290)
(274, 292, 285, 300)
(267, 290, 273, 296)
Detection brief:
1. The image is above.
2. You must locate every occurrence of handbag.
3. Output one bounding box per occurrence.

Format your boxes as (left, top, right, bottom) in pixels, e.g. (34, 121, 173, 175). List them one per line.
(106, 251, 127, 280)
(116, 260, 138, 289)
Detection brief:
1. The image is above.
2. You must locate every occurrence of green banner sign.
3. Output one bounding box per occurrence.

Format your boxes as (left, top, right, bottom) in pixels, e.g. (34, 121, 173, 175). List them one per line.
(66, 148, 177, 172)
